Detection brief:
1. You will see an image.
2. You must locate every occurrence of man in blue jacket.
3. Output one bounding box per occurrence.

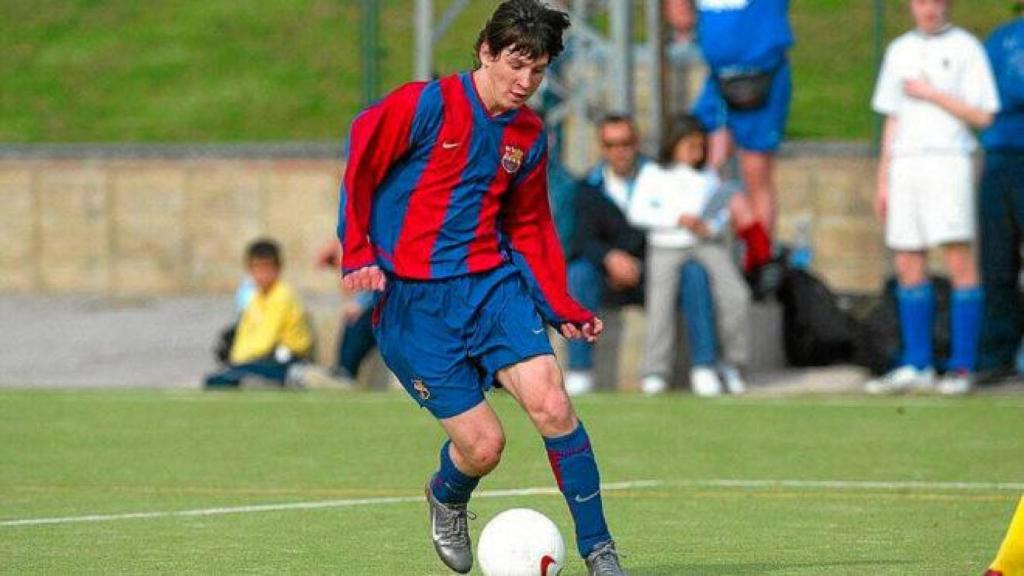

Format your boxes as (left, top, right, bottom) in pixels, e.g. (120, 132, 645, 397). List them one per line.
(979, 1, 1024, 383)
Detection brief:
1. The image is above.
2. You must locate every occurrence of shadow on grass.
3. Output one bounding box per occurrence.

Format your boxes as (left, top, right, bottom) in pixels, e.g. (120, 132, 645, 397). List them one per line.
(629, 558, 915, 575)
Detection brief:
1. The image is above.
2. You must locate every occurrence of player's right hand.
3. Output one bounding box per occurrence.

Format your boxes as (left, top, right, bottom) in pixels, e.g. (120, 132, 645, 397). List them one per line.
(342, 265, 386, 293)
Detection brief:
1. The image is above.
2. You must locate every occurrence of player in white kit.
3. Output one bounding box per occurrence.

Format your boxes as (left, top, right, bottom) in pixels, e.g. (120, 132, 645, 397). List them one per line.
(868, 0, 1000, 395)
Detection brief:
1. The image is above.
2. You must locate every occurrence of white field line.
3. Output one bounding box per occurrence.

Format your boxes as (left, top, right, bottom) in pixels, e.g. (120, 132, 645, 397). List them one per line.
(4, 477, 1021, 528)
(671, 478, 1024, 492)
(0, 480, 661, 528)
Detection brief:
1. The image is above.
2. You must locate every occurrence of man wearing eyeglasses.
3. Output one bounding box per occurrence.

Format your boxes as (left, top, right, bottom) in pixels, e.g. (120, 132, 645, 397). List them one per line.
(563, 114, 648, 395)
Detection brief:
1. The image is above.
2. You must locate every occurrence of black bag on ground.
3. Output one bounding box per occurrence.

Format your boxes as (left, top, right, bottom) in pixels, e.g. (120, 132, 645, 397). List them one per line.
(746, 251, 788, 301)
(214, 323, 237, 365)
(777, 268, 855, 366)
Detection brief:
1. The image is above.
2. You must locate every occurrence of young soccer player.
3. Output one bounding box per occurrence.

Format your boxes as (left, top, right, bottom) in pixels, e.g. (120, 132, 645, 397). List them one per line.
(337, 2, 625, 574)
(867, 0, 1000, 395)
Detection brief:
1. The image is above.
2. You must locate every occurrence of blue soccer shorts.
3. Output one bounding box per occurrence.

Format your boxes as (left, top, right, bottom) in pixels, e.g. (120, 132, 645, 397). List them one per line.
(692, 59, 792, 153)
(373, 264, 554, 419)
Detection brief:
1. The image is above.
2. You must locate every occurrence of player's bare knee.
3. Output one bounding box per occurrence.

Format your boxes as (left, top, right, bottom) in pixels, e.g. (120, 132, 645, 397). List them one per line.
(943, 244, 978, 286)
(468, 435, 505, 473)
(894, 251, 928, 286)
(528, 390, 575, 435)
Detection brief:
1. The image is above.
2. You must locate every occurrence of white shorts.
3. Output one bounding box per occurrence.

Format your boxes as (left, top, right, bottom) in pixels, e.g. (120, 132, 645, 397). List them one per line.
(886, 154, 976, 250)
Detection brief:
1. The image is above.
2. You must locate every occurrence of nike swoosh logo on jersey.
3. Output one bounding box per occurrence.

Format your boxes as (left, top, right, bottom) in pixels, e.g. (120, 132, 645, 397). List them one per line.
(532, 328, 545, 334)
(575, 490, 600, 503)
(441, 141, 461, 149)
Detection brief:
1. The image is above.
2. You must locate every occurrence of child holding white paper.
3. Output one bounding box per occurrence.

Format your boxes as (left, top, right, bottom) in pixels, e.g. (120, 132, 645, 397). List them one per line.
(628, 115, 753, 396)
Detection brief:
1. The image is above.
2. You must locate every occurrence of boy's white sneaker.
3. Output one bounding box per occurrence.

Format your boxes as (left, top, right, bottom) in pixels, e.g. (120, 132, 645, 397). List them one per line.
(718, 363, 747, 395)
(937, 371, 972, 396)
(865, 365, 936, 395)
(690, 366, 723, 397)
(641, 375, 669, 395)
(565, 370, 595, 396)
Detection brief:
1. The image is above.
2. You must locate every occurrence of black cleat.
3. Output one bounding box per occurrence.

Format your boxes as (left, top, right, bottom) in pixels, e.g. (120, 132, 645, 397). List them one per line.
(425, 482, 474, 574)
(585, 540, 627, 576)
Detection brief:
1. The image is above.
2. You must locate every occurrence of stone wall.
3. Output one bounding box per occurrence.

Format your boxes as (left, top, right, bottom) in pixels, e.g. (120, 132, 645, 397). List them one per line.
(775, 143, 889, 294)
(0, 142, 892, 296)
(1, 145, 344, 295)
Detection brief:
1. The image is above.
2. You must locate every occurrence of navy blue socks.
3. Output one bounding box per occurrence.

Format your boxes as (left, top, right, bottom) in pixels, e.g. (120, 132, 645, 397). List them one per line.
(430, 440, 480, 505)
(544, 422, 611, 558)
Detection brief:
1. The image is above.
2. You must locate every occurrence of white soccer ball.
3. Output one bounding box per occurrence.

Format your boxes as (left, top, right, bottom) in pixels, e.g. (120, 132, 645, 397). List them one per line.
(478, 508, 566, 576)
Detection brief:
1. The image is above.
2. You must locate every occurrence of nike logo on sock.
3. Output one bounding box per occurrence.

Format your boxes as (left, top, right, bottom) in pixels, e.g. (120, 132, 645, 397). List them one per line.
(574, 490, 600, 503)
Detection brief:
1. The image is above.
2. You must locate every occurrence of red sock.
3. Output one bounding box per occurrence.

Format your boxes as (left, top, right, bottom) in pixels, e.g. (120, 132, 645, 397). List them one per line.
(738, 222, 772, 273)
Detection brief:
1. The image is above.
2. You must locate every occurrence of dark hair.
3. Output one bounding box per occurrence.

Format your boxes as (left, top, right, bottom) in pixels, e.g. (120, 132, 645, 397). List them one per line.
(246, 238, 282, 267)
(659, 114, 707, 168)
(474, 0, 571, 66)
(597, 112, 635, 131)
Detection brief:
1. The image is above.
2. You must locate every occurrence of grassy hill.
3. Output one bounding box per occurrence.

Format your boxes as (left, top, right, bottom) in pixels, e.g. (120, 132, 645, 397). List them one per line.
(0, 0, 1015, 143)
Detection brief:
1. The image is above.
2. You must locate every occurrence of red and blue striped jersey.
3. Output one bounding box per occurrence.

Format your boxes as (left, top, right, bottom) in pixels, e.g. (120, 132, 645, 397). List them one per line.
(338, 72, 592, 326)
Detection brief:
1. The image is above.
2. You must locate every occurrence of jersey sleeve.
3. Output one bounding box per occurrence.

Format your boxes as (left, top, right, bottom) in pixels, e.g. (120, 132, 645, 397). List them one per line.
(338, 82, 426, 274)
(872, 44, 901, 115)
(501, 137, 594, 328)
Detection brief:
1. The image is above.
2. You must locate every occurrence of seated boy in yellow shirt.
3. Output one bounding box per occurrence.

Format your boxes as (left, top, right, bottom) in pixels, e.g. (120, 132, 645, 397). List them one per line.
(205, 238, 312, 388)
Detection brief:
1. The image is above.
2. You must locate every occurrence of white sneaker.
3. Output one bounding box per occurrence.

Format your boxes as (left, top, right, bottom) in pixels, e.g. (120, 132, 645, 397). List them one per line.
(937, 371, 972, 396)
(565, 370, 595, 396)
(718, 363, 747, 395)
(641, 375, 668, 395)
(285, 364, 354, 391)
(690, 366, 722, 397)
(864, 365, 936, 395)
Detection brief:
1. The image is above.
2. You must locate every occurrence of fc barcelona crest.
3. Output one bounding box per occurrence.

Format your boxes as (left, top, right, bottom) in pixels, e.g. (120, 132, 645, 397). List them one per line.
(412, 378, 430, 401)
(501, 145, 524, 174)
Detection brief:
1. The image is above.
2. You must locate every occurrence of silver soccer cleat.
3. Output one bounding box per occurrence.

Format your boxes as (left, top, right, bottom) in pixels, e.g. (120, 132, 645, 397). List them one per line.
(425, 482, 474, 574)
(585, 540, 627, 576)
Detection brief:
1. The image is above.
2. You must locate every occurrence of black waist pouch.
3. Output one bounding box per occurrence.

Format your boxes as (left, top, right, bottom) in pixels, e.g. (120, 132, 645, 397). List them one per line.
(716, 66, 777, 111)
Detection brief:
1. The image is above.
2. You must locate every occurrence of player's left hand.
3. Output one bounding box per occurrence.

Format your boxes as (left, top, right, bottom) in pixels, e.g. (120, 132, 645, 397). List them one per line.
(342, 265, 386, 293)
(559, 317, 603, 343)
(903, 77, 936, 102)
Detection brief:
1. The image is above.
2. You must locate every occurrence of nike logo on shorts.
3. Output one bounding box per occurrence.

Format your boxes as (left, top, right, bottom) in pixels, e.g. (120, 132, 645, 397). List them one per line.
(532, 327, 545, 334)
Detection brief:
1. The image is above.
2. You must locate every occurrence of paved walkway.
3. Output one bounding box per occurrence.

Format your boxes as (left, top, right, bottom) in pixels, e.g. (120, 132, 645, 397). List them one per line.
(0, 296, 234, 388)
(1, 296, 1020, 395)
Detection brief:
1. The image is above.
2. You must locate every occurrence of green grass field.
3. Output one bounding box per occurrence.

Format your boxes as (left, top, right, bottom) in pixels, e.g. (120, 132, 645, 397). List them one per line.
(2, 388, 1021, 574)
(0, 0, 1015, 143)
